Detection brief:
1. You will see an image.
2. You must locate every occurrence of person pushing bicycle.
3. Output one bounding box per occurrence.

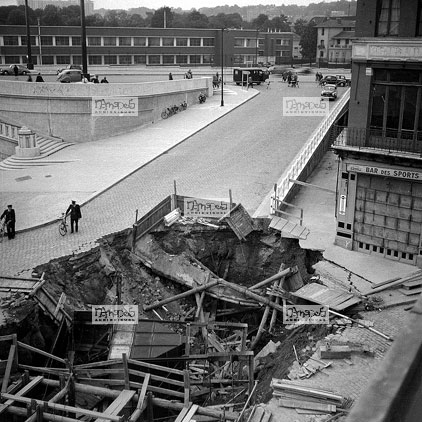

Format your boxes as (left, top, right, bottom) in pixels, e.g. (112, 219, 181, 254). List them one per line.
(65, 200, 82, 233)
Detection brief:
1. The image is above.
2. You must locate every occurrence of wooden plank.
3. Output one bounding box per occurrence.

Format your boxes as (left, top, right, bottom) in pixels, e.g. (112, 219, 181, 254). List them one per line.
(96, 389, 136, 422)
(129, 373, 150, 422)
(371, 270, 422, 288)
(328, 292, 355, 308)
(17, 342, 66, 365)
(334, 296, 362, 311)
(1, 344, 16, 393)
(53, 293, 66, 319)
(174, 405, 192, 422)
(379, 297, 418, 309)
(398, 287, 422, 296)
(402, 279, 422, 290)
(181, 404, 199, 422)
(279, 398, 336, 412)
(0, 376, 44, 415)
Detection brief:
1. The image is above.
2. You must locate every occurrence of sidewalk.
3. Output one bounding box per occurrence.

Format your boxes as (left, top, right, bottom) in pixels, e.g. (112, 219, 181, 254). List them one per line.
(0, 85, 257, 232)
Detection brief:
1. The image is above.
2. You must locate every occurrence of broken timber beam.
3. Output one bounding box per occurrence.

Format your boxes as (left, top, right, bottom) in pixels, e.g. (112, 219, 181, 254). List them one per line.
(249, 268, 291, 291)
(39, 378, 238, 420)
(7, 406, 79, 422)
(17, 342, 66, 365)
(1, 344, 16, 393)
(129, 373, 150, 422)
(143, 280, 219, 311)
(95, 389, 136, 422)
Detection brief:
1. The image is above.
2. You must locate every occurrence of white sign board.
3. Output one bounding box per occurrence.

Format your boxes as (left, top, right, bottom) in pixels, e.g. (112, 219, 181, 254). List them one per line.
(92, 305, 138, 324)
(347, 164, 422, 180)
(283, 97, 329, 116)
(184, 197, 230, 217)
(92, 97, 138, 116)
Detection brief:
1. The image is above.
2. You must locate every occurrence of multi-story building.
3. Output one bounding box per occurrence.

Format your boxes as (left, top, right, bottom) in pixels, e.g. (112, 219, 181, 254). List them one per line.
(316, 17, 355, 67)
(16, 0, 94, 15)
(0, 25, 296, 67)
(332, 0, 422, 267)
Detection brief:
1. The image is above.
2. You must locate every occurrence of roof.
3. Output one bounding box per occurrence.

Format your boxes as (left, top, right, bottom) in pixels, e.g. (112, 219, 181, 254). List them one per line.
(332, 30, 356, 39)
(316, 19, 356, 28)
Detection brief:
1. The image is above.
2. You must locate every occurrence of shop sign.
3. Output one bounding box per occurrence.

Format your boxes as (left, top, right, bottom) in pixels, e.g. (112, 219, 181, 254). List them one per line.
(347, 164, 422, 180)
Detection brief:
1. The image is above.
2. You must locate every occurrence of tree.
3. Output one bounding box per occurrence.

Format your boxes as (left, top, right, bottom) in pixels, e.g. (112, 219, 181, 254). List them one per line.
(6, 8, 26, 25)
(208, 12, 242, 29)
(293, 18, 308, 37)
(128, 13, 145, 27)
(300, 21, 317, 66)
(251, 13, 270, 30)
(269, 14, 291, 31)
(151, 7, 174, 28)
(85, 13, 105, 26)
(41, 5, 62, 26)
(185, 10, 209, 28)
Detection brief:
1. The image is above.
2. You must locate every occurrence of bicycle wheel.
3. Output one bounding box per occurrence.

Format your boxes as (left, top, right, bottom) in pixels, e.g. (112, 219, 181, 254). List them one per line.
(59, 222, 67, 236)
(161, 110, 169, 119)
(0, 229, 4, 243)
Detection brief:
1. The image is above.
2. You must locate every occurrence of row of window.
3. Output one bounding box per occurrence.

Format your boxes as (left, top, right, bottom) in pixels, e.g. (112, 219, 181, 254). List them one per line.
(2, 35, 215, 47)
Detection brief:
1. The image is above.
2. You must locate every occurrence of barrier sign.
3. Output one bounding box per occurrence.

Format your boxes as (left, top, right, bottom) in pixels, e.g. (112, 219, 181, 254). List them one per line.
(184, 197, 230, 217)
(92, 305, 138, 324)
(92, 97, 138, 116)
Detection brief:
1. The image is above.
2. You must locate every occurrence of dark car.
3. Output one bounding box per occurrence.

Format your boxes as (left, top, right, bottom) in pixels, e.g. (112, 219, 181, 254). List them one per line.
(57, 64, 82, 75)
(0, 64, 31, 75)
(321, 75, 338, 86)
(57, 69, 83, 83)
(321, 84, 338, 101)
(335, 75, 351, 87)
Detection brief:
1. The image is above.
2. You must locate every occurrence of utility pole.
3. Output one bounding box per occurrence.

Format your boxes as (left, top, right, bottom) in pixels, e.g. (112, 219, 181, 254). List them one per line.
(37, 18, 42, 66)
(80, 0, 88, 78)
(24, 0, 33, 69)
(163, 7, 166, 29)
(221, 28, 224, 107)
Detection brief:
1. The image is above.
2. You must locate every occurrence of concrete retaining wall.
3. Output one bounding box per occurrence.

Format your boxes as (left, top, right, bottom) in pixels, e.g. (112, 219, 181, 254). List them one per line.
(0, 78, 212, 143)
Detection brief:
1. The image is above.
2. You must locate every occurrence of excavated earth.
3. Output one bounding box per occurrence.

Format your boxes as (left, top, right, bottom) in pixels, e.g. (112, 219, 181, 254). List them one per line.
(0, 221, 328, 403)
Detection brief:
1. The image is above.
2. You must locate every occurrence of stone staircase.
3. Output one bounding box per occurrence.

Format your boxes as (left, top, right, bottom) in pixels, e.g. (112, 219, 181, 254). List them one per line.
(0, 135, 74, 170)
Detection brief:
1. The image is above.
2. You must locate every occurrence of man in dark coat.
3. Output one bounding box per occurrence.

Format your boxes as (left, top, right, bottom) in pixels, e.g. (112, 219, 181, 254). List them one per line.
(65, 200, 82, 233)
(1, 204, 16, 239)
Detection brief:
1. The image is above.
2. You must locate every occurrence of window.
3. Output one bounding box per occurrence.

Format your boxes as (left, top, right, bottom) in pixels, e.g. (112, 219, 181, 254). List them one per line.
(88, 37, 101, 46)
(418, 0, 422, 35)
(190, 55, 201, 64)
(4, 36, 19, 46)
(21, 36, 36, 46)
(41, 36, 53, 45)
(337, 39, 341, 44)
(72, 55, 82, 65)
(163, 55, 174, 64)
(56, 56, 70, 65)
(233, 54, 244, 64)
(176, 55, 188, 64)
(275, 39, 282, 45)
(235, 38, 244, 47)
(134, 37, 146, 46)
(377, 0, 400, 36)
(345, 39, 350, 45)
(245, 38, 256, 47)
(321, 40, 325, 47)
(104, 37, 116, 46)
(119, 37, 131, 46)
(162, 37, 174, 46)
(202, 54, 213, 64)
(55, 36, 69, 46)
(89, 55, 102, 65)
(321, 28, 325, 35)
(134, 55, 146, 64)
(176, 38, 188, 46)
(42, 56, 54, 65)
(104, 55, 117, 65)
(148, 55, 160, 64)
(119, 55, 132, 65)
(5, 56, 20, 64)
(203, 38, 214, 46)
(190, 38, 201, 46)
(148, 37, 160, 46)
(72, 37, 81, 46)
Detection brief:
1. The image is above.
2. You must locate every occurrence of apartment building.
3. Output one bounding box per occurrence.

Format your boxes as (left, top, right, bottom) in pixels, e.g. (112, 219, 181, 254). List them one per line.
(332, 0, 422, 266)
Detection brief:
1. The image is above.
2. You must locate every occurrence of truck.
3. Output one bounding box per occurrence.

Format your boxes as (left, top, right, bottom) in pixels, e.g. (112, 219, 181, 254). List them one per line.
(233, 67, 269, 86)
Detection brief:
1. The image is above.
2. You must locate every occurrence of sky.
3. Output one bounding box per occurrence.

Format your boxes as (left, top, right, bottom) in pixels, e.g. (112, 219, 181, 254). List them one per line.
(0, 0, 346, 11)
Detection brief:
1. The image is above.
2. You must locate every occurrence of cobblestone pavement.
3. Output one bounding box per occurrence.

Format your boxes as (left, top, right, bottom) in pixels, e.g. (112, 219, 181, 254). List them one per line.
(0, 78, 333, 276)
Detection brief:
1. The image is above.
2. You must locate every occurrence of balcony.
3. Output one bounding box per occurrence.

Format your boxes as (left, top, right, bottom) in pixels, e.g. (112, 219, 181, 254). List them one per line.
(331, 126, 422, 157)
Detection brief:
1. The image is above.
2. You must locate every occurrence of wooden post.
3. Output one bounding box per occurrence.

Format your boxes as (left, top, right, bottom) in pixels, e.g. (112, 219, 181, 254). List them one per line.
(185, 323, 191, 358)
(23, 371, 30, 386)
(67, 375, 75, 419)
(1, 344, 16, 393)
(229, 189, 233, 210)
(183, 369, 190, 407)
(123, 353, 130, 390)
(134, 209, 139, 225)
(146, 392, 154, 422)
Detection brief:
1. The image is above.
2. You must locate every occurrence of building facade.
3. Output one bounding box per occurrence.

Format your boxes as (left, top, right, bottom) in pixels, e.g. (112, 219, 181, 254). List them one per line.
(332, 0, 422, 266)
(0, 25, 297, 68)
(316, 17, 355, 67)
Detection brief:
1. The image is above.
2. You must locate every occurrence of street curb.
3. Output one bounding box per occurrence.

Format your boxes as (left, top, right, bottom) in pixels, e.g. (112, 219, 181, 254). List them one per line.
(14, 89, 260, 235)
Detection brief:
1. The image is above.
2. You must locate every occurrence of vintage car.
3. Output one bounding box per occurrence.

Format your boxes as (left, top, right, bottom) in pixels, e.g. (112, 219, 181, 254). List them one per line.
(0, 64, 32, 75)
(320, 74, 338, 86)
(57, 69, 83, 83)
(335, 75, 351, 87)
(57, 64, 82, 75)
(321, 84, 338, 100)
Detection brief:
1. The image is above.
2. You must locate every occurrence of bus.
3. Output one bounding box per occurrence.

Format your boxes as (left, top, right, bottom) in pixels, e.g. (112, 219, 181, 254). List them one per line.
(233, 67, 269, 86)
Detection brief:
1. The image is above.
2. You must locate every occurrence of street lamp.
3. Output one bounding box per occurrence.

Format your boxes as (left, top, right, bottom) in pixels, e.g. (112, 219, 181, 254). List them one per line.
(221, 27, 224, 107)
(255, 29, 259, 65)
(24, 0, 33, 69)
(80, 0, 88, 78)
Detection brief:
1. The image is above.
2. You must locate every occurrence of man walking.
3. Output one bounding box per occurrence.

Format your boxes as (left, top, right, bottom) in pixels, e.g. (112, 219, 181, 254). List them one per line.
(1, 204, 16, 240)
(65, 200, 82, 233)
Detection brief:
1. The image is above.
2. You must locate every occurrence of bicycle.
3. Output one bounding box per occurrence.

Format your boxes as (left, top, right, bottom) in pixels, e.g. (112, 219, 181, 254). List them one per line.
(179, 101, 187, 111)
(58, 213, 68, 236)
(161, 105, 179, 119)
(198, 93, 206, 103)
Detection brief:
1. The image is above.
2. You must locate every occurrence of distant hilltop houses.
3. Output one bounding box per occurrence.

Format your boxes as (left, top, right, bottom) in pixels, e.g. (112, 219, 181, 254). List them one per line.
(15, 0, 94, 15)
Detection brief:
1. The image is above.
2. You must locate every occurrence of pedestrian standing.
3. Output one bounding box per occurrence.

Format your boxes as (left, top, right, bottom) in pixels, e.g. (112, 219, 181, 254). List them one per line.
(35, 73, 44, 82)
(27, 74, 33, 82)
(169, 72, 173, 80)
(65, 200, 82, 233)
(13, 65, 19, 78)
(91, 74, 99, 83)
(1, 204, 16, 240)
(101, 76, 109, 83)
(247, 75, 253, 89)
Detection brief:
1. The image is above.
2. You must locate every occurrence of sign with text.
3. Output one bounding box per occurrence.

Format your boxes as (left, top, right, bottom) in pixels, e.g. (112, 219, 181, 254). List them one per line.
(92, 97, 138, 116)
(92, 305, 138, 324)
(347, 164, 422, 180)
(283, 305, 329, 325)
(184, 197, 230, 217)
(283, 97, 329, 116)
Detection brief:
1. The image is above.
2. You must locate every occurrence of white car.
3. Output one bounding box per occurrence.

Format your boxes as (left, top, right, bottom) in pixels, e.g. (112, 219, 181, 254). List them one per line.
(321, 84, 338, 101)
(57, 69, 82, 83)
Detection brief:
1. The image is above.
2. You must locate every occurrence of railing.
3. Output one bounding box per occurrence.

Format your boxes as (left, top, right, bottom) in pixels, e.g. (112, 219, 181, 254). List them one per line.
(0, 121, 20, 143)
(332, 125, 422, 156)
(270, 89, 350, 214)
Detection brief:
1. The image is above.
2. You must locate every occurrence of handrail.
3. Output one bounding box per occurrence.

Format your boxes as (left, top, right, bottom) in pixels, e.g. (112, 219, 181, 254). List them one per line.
(0, 121, 20, 142)
(270, 89, 350, 214)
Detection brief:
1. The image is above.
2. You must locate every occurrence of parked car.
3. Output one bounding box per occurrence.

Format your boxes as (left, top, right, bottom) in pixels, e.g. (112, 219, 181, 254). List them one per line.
(321, 84, 338, 100)
(0, 64, 32, 75)
(57, 69, 83, 83)
(320, 75, 339, 86)
(56, 64, 82, 75)
(335, 75, 351, 87)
